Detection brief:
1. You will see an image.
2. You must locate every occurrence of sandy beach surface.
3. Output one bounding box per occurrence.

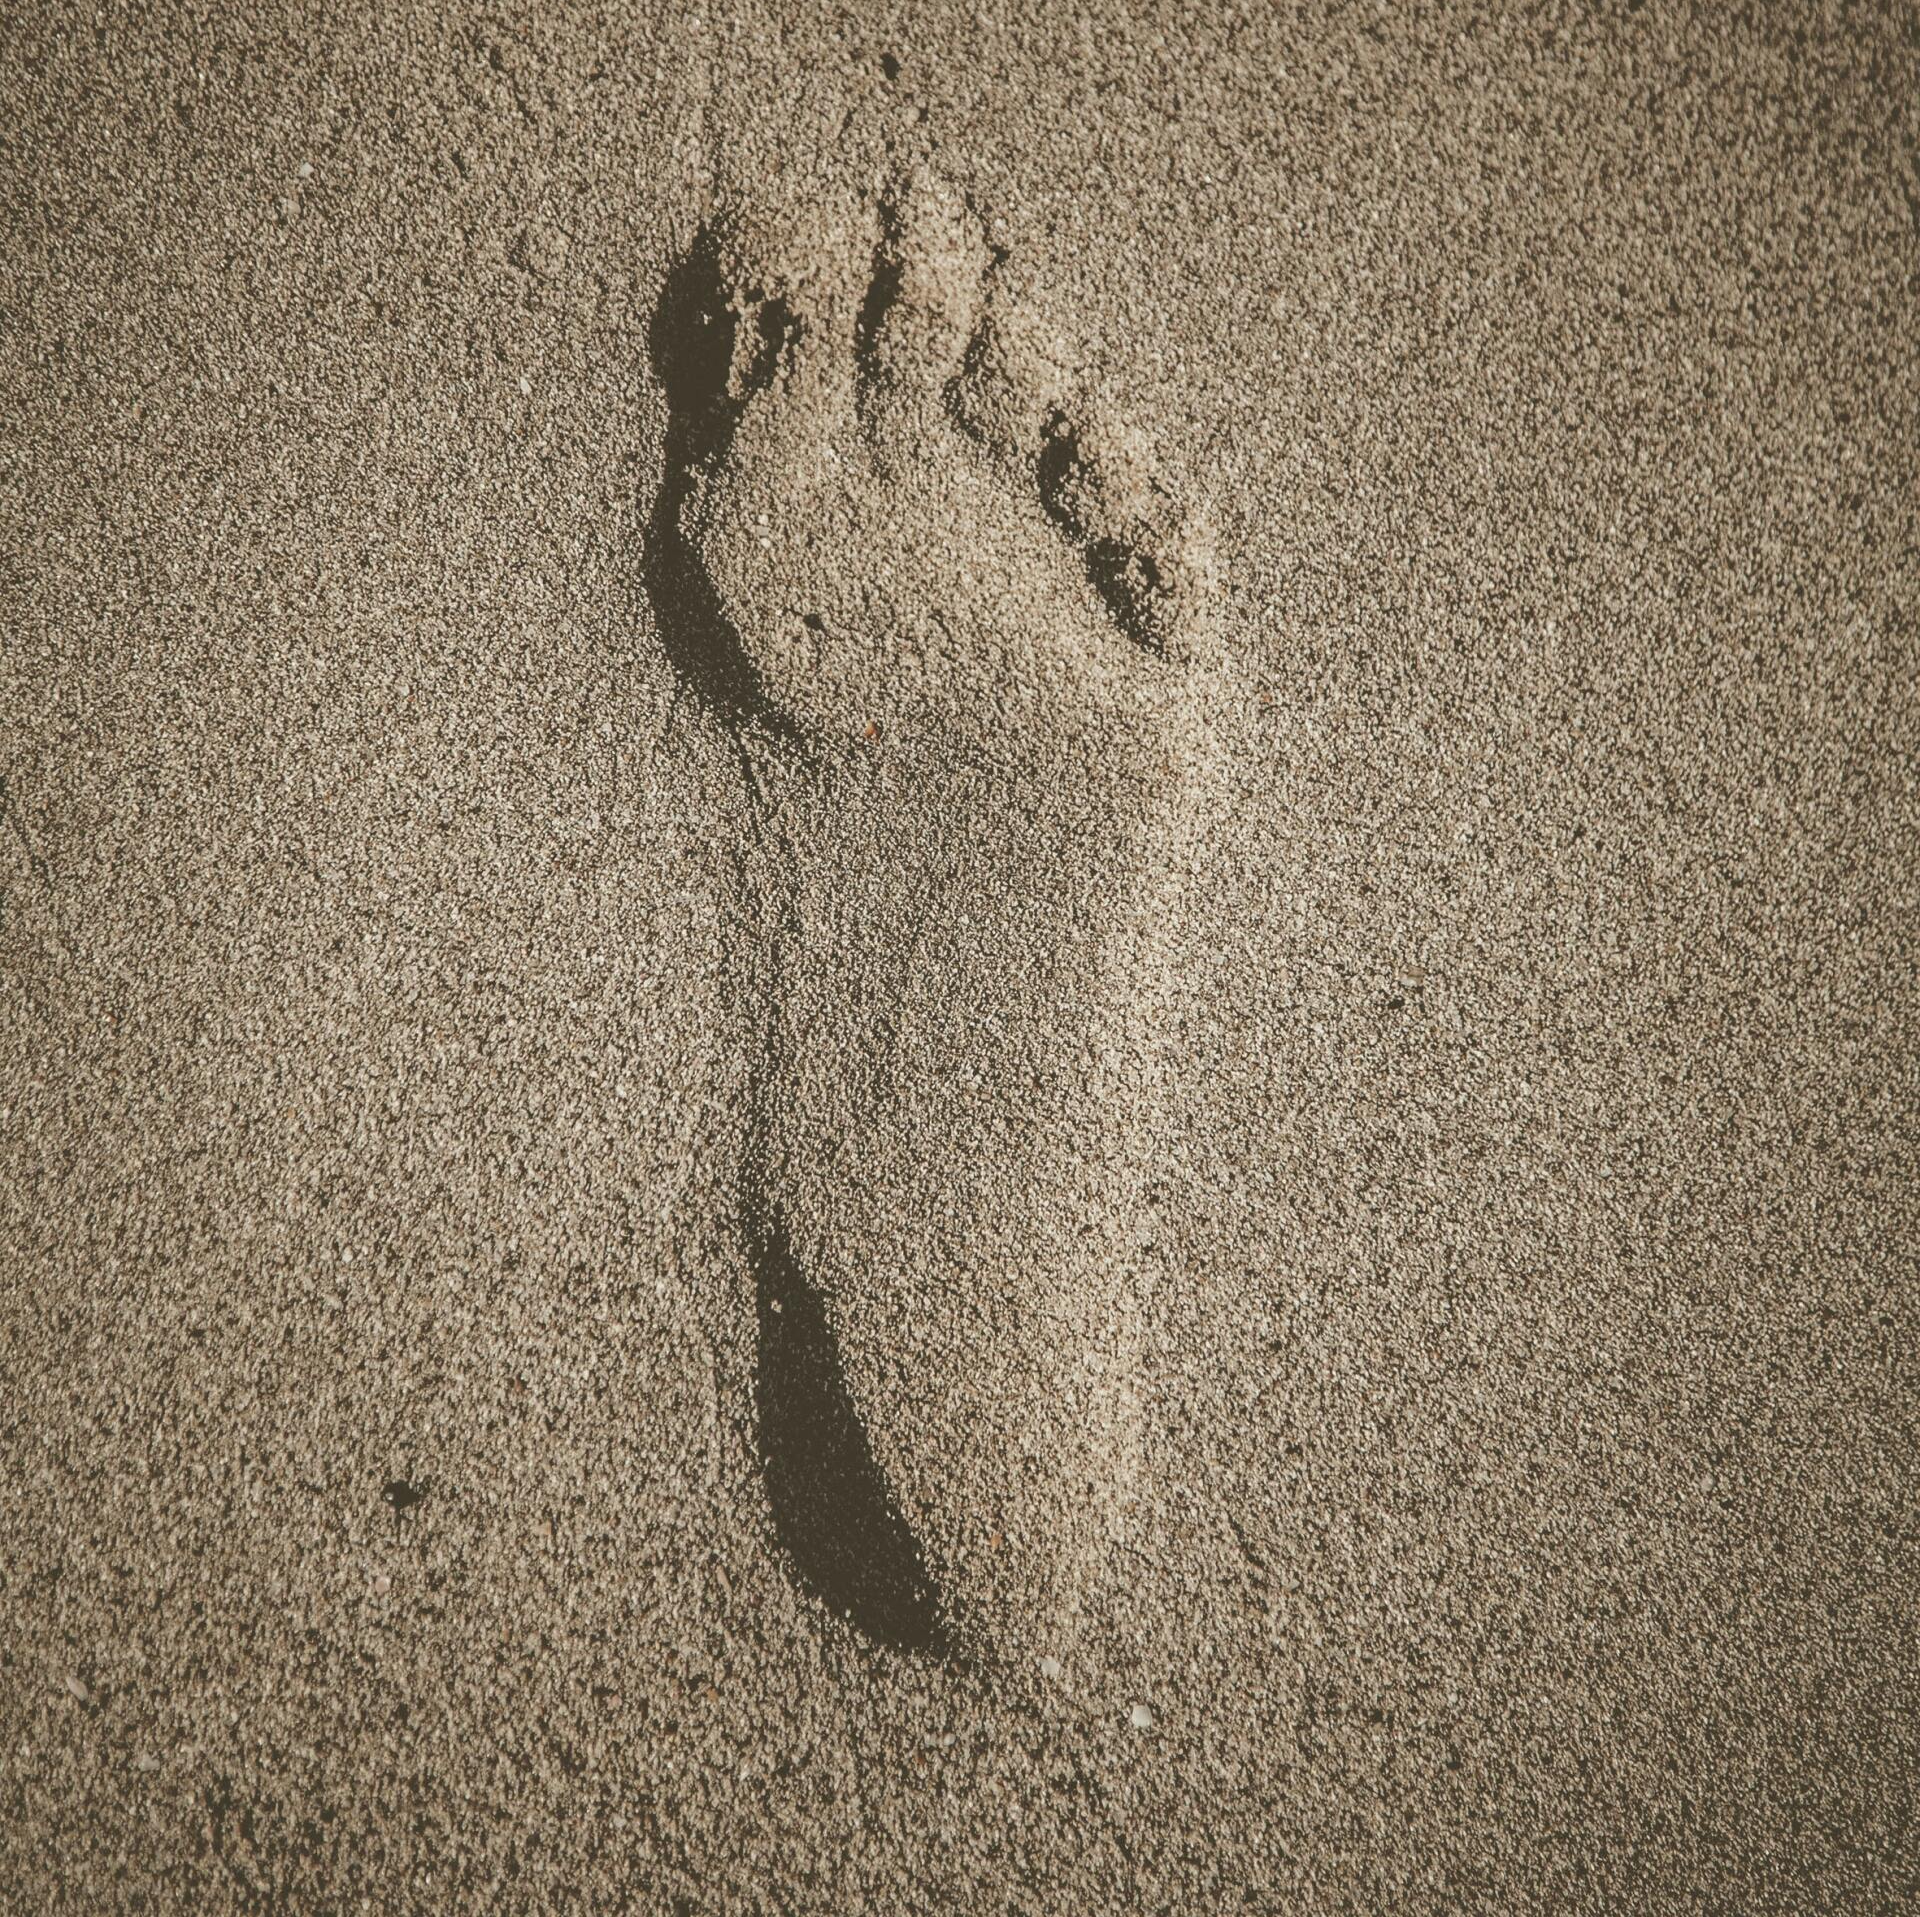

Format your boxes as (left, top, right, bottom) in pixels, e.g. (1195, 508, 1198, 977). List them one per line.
(4, 3, 1917, 1909)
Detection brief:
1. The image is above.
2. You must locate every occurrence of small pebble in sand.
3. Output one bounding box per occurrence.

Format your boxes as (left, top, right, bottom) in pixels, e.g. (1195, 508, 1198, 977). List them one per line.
(64, 1674, 90, 1705)
(1039, 1656, 1063, 1681)
(1129, 1702, 1153, 1729)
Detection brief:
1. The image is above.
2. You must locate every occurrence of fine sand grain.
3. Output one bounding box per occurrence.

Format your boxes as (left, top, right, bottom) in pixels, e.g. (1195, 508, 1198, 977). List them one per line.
(4, 4, 1917, 1911)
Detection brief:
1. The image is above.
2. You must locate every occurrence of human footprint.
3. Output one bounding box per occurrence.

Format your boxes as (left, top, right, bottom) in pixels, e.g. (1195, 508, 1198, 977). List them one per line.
(644, 168, 1223, 1670)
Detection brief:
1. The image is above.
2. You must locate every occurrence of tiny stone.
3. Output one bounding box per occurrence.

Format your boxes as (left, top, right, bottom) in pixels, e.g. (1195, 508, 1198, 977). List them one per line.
(1039, 1656, 1063, 1680)
(1129, 1702, 1153, 1729)
(64, 1674, 90, 1704)
(508, 223, 568, 277)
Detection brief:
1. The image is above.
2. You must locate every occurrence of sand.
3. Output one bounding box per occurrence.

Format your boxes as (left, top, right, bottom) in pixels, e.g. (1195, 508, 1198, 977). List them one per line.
(3, 3, 1917, 1910)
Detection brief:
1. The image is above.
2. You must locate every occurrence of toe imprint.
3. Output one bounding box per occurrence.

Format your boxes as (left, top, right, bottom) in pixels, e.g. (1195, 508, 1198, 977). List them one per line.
(645, 236, 810, 740)
(944, 286, 1213, 663)
(1037, 412, 1188, 657)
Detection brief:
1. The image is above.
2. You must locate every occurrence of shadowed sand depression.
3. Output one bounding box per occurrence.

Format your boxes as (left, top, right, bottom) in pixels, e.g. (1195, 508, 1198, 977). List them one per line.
(644, 169, 1225, 1666)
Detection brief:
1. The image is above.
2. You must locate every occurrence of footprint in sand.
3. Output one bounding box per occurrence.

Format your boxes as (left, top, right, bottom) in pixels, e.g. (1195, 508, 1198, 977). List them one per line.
(644, 169, 1225, 1669)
